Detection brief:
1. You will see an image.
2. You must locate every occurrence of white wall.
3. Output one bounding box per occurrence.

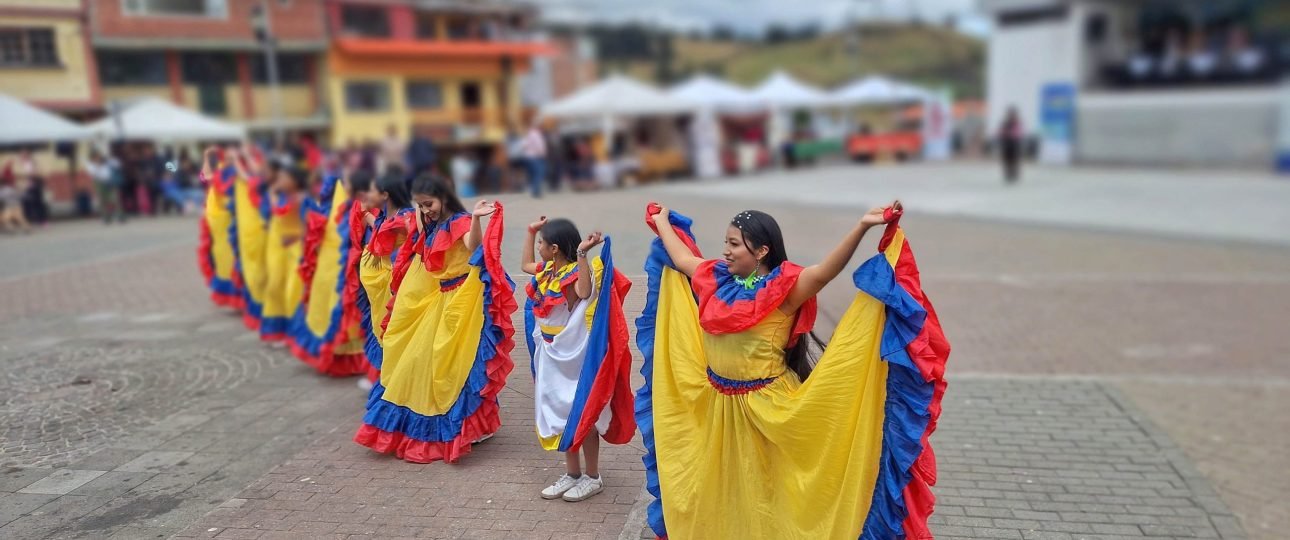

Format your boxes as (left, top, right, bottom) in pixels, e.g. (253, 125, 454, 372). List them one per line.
(1077, 88, 1279, 167)
(985, 8, 1081, 137)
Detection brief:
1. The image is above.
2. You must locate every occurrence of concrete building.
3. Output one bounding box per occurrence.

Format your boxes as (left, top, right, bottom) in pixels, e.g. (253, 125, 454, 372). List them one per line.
(982, 0, 1288, 168)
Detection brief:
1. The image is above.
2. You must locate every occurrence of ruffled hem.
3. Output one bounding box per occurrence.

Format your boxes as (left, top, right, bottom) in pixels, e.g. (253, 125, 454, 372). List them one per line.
(197, 219, 214, 285)
(353, 401, 500, 463)
(241, 298, 264, 331)
(290, 341, 367, 377)
(296, 212, 328, 303)
(634, 205, 698, 538)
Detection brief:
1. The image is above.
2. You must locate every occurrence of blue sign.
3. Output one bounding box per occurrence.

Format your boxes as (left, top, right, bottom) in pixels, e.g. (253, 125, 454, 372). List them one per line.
(1039, 82, 1076, 164)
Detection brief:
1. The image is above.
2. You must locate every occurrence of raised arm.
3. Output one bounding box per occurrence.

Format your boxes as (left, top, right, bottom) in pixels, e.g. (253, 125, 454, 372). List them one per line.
(782, 201, 901, 313)
(649, 206, 703, 277)
(200, 146, 219, 180)
(521, 216, 547, 275)
(466, 200, 496, 253)
(573, 232, 604, 300)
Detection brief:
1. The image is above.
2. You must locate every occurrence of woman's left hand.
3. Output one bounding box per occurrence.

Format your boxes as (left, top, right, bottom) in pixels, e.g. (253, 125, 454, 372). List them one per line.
(860, 200, 902, 227)
(578, 231, 604, 253)
(473, 199, 496, 217)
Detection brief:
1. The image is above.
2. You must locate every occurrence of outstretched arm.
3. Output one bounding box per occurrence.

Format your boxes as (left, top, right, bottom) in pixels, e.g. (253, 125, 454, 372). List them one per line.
(521, 216, 547, 275)
(649, 206, 703, 277)
(782, 201, 901, 314)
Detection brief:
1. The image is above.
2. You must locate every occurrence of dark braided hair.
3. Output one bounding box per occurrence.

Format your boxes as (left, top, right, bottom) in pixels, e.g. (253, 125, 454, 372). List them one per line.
(730, 210, 824, 381)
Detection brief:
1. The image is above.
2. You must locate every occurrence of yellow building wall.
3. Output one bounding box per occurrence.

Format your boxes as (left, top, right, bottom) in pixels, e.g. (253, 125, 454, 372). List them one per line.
(329, 73, 517, 146)
(250, 85, 315, 120)
(0, 16, 94, 104)
(102, 85, 172, 104)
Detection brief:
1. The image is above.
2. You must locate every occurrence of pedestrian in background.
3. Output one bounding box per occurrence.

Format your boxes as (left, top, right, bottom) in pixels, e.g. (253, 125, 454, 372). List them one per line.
(521, 121, 547, 198)
(999, 106, 1024, 184)
(0, 175, 30, 234)
(86, 150, 125, 224)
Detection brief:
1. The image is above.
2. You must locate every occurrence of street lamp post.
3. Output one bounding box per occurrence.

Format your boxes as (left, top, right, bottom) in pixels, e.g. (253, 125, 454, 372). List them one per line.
(251, 0, 285, 147)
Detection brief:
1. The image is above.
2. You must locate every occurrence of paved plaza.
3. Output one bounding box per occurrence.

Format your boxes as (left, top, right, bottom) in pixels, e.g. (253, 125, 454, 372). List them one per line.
(0, 162, 1285, 539)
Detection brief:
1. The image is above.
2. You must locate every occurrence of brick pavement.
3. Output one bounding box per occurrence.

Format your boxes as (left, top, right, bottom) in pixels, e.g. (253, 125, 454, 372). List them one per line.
(3, 165, 1286, 538)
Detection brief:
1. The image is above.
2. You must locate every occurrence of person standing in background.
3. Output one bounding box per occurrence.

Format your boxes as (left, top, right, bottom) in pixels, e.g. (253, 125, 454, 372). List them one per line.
(87, 150, 125, 224)
(521, 122, 547, 198)
(998, 106, 1024, 184)
(9, 148, 46, 226)
(380, 124, 406, 175)
(406, 127, 437, 178)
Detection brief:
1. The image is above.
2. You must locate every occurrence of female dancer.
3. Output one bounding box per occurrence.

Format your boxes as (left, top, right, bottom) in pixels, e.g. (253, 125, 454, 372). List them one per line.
(350, 172, 414, 389)
(197, 146, 243, 310)
(258, 166, 308, 342)
(521, 217, 634, 502)
(354, 174, 515, 463)
(636, 202, 949, 539)
(228, 146, 271, 331)
(288, 168, 367, 376)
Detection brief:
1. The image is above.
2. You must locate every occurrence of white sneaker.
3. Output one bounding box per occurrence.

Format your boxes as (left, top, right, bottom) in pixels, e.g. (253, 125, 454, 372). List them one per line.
(356, 378, 374, 391)
(473, 432, 494, 444)
(541, 474, 581, 500)
(561, 475, 603, 502)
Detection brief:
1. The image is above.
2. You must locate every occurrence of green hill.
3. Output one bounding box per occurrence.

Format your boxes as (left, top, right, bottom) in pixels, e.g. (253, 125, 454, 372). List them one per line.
(593, 23, 984, 98)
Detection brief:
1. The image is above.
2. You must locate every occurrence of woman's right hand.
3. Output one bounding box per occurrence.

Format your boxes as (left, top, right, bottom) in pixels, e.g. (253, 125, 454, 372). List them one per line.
(527, 216, 547, 234)
(651, 205, 670, 223)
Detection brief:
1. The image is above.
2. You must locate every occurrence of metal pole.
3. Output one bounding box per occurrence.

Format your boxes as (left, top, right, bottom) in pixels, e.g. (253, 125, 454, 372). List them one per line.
(258, 0, 285, 147)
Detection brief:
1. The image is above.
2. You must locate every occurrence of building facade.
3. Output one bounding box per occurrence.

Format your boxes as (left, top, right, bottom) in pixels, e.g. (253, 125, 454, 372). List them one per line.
(0, 0, 100, 115)
(90, 0, 329, 137)
(323, 0, 549, 151)
(983, 0, 1289, 168)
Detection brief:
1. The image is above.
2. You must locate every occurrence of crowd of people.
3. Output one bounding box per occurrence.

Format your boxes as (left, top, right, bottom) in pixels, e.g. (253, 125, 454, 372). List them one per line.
(192, 140, 952, 537)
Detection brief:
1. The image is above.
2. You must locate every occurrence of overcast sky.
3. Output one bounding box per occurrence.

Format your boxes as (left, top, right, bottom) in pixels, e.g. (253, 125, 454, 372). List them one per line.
(535, 0, 993, 37)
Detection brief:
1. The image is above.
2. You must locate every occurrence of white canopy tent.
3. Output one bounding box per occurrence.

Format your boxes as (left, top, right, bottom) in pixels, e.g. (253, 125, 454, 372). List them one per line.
(668, 75, 768, 178)
(87, 97, 246, 141)
(749, 71, 836, 156)
(750, 70, 831, 109)
(668, 75, 765, 114)
(541, 75, 696, 119)
(0, 92, 93, 145)
(831, 75, 931, 106)
(542, 75, 697, 186)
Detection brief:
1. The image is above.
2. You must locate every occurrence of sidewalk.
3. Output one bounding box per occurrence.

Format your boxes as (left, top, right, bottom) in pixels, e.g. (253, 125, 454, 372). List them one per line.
(658, 162, 1290, 246)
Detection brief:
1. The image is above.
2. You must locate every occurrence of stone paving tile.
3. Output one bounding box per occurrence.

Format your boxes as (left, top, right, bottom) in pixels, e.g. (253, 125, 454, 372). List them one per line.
(3, 172, 1285, 538)
(18, 470, 106, 496)
(632, 378, 1241, 539)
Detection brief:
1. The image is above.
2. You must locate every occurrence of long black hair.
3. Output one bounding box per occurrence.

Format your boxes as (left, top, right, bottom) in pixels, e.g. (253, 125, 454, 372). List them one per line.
(376, 170, 412, 210)
(409, 172, 466, 216)
(539, 218, 581, 263)
(349, 169, 374, 199)
(730, 210, 824, 381)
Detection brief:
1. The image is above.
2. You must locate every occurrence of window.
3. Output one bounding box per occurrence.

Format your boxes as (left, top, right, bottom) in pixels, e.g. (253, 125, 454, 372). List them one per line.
(97, 51, 168, 85)
(415, 13, 438, 40)
(252, 53, 311, 84)
(0, 28, 59, 67)
(406, 81, 443, 109)
(123, 0, 227, 18)
(460, 81, 482, 108)
(182, 52, 237, 84)
(996, 5, 1068, 27)
(341, 5, 389, 38)
(345, 81, 390, 112)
